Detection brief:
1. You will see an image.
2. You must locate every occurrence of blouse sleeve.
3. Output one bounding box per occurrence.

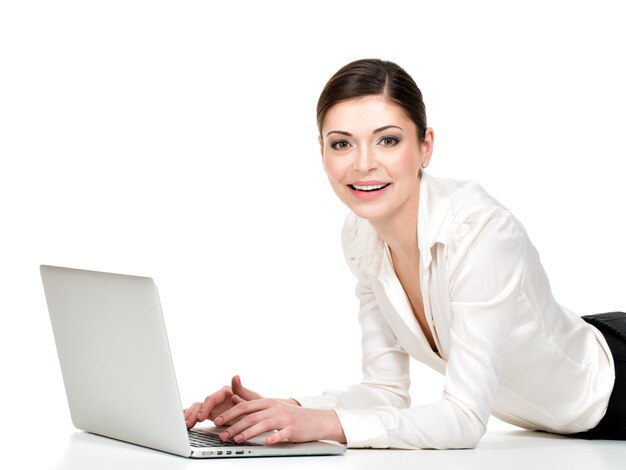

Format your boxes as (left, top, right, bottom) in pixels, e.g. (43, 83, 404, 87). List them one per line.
(296, 268, 416, 445)
(296, 214, 412, 440)
(300, 209, 527, 449)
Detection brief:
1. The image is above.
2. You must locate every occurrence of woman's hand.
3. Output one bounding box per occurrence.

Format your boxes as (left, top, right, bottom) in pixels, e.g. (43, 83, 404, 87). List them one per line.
(183, 375, 262, 429)
(214, 397, 346, 445)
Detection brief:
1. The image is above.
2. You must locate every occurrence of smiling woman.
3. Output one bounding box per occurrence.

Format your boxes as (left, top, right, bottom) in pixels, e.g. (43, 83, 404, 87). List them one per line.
(320, 95, 431, 227)
(184, 59, 626, 449)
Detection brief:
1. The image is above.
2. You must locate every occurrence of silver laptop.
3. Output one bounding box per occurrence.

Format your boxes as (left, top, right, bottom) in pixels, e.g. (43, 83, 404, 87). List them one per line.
(41, 265, 345, 458)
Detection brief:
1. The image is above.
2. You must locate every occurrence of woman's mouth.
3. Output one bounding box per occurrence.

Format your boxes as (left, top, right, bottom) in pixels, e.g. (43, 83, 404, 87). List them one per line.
(349, 183, 391, 192)
(347, 182, 391, 200)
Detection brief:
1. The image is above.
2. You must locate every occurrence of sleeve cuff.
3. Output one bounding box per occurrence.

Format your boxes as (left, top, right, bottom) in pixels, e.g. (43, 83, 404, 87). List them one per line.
(334, 408, 389, 448)
(293, 395, 338, 409)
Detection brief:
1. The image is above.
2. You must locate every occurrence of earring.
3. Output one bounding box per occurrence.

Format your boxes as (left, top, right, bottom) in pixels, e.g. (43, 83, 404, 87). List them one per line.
(421, 162, 427, 169)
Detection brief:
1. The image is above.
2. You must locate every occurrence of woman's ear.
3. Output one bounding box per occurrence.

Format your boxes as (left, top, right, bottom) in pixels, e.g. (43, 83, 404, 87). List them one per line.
(420, 128, 435, 167)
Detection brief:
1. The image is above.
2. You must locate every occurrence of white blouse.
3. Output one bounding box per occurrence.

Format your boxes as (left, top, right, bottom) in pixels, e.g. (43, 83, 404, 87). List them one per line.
(298, 172, 614, 449)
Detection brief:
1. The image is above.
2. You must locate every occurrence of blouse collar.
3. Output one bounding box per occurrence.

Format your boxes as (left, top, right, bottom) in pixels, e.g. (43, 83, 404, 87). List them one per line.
(417, 172, 452, 271)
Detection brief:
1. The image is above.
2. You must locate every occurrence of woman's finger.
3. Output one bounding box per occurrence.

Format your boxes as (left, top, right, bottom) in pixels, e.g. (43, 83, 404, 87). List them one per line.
(184, 402, 200, 420)
(215, 397, 271, 427)
(231, 394, 246, 405)
(197, 386, 232, 422)
(219, 407, 279, 443)
(231, 417, 283, 444)
(184, 402, 202, 428)
(266, 427, 292, 444)
(231, 375, 263, 401)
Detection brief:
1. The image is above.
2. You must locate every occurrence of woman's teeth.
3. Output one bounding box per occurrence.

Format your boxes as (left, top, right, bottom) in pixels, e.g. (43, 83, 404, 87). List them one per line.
(350, 183, 389, 192)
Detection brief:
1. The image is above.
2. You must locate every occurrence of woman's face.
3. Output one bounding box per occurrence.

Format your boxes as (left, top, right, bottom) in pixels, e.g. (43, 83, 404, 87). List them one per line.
(320, 95, 433, 224)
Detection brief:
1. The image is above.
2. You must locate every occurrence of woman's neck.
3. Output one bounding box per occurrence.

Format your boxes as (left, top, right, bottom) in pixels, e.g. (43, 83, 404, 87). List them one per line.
(369, 186, 420, 263)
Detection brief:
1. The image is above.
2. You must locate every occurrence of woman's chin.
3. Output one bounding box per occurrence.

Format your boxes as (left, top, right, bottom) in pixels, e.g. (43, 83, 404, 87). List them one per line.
(347, 204, 390, 222)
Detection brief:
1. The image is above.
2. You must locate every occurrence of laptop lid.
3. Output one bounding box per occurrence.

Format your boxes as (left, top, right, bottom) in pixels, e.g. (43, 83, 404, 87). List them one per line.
(41, 265, 345, 458)
(41, 265, 193, 457)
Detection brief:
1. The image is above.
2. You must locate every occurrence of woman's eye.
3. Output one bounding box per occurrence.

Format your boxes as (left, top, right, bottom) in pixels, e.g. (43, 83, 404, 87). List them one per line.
(379, 136, 399, 147)
(331, 140, 350, 150)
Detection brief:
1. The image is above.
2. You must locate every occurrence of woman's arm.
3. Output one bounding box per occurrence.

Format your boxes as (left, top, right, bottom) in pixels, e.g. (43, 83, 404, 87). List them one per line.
(297, 268, 413, 411)
(214, 397, 347, 444)
(325, 210, 526, 449)
(211, 211, 525, 449)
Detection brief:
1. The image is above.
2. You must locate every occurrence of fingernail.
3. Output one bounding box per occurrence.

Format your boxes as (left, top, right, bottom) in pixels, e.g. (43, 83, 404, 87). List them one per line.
(220, 431, 229, 441)
(214, 416, 223, 426)
(234, 434, 243, 443)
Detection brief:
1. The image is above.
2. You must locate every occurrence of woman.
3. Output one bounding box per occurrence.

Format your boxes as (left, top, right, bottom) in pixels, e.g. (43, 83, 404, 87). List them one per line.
(184, 59, 626, 449)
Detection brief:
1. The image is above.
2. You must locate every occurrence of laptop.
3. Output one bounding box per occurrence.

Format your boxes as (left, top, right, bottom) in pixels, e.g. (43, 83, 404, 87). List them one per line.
(40, 265, 345, 458)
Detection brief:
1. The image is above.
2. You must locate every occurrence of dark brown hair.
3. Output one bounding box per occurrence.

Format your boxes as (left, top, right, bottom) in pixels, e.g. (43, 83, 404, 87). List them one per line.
(317, 58, 427, 141)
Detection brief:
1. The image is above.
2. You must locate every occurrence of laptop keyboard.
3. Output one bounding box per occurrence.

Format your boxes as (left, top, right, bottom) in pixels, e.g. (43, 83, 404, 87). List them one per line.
(188, 429, 261, 448)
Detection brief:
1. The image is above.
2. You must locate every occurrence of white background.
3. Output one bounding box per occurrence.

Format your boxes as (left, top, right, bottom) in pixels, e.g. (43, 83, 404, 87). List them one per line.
(1, 0, 625, 457)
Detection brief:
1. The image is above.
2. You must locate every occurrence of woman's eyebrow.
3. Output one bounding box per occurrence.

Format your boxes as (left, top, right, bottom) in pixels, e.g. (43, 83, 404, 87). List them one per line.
(326, 125, 403, 138)
(372, 125, 404, 134)
(326, 130, 352, 137)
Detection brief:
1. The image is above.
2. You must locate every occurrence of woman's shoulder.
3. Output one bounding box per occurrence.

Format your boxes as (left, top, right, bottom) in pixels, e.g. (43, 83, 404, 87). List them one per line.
(422, 174, 528, 259)
(424, 174, 518, 232)
(426, 174, 506, 216)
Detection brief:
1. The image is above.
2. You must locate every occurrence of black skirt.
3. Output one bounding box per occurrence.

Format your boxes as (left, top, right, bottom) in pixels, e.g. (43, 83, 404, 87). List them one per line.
(570, 311, 626, 439)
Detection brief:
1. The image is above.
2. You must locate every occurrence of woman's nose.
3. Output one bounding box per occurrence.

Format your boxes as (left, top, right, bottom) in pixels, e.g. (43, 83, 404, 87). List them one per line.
(353, 147, 377, 173)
